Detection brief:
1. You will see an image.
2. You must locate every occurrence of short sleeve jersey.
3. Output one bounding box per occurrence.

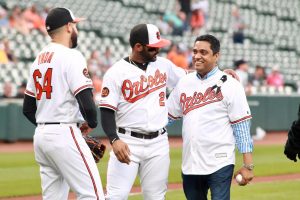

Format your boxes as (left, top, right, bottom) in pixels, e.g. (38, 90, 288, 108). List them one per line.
(168, 69, 252, 174)
(25, 43, 93, 123)
(99, 56, 186, 133)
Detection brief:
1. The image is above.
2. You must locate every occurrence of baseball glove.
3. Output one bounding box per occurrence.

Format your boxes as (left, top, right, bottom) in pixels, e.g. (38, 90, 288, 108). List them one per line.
(83, 135, 106, 163)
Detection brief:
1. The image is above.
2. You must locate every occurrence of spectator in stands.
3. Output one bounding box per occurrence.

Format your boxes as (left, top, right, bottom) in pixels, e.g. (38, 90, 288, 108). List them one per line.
(40, 6, 50, 21)
(156, 15, 172, 35)
(248, 65, 266, 88)
(190, 7, 205, 35)
(231, 6, 246, 44)
(0, 39, 8, 64)
(9, 5, 30, 35)
(102, 46, 113, 73)
(2, 38, 17, 63)
(171, 43, 189, 70)
(193, 0, 209, 22)
(15, 81, 27, 98)
(1, 82, 14, 98)
(0, 5, 9, 27)
(178, 0, 191, 31)
(234, 59, 251, 94)
(167, 43, 178, 61)
(91, 74, 102, 102)
(22, 4, 47, 35)
(266, 65, 284, 89)
(87, 50, 103, 77)
(234, 59, 249, 87)
(163, 11, 185, 36)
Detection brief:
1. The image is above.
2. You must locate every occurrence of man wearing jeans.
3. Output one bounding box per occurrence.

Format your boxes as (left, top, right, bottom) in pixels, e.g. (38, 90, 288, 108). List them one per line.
(167, 34, 254, 200)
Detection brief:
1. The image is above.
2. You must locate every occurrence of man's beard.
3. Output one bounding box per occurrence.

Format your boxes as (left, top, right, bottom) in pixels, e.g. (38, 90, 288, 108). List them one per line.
(139, 48, 157, 63)
(71, 29, 78, 48)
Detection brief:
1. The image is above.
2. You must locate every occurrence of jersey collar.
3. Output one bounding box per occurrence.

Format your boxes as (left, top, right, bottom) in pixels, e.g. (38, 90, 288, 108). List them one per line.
(196, 66, 219, 80)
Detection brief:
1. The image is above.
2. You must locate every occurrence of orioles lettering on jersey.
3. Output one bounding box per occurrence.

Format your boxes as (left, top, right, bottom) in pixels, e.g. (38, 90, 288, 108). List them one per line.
(180, 87, 224, 115)
(121, 69, 167, 103)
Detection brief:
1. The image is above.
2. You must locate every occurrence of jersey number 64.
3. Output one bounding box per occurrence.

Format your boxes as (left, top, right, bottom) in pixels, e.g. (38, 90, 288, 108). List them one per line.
(33, 68, 53, 100)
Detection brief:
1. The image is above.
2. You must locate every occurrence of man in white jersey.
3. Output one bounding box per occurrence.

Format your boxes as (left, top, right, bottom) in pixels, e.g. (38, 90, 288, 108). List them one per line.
(168, 34, 254, 200)
(99, 24, 186, 200)
(23, 8, 105, 200)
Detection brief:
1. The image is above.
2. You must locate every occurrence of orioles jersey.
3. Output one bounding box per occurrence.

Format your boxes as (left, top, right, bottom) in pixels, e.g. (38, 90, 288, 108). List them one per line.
(168, 69, 252, 175)
(99, 56, 186, 133)
(25, 42, 93, 123)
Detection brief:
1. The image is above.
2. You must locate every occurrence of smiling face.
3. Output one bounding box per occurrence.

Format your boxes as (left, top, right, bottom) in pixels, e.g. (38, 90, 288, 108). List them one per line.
(192, 40, 219, 76)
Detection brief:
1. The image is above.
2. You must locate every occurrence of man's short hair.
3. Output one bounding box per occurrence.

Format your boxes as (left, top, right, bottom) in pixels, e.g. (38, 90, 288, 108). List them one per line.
(194, 34, 220, 55)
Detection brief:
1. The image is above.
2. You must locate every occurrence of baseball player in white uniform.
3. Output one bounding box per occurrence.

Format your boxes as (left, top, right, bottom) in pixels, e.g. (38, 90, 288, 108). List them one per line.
(23, 8, 105, 200)
(167, 34, 254, 200)
(99, 24, 186, 200)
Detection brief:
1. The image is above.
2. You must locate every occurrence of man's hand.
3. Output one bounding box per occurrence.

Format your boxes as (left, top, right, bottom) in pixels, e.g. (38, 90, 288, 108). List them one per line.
(234, 167, 254, 186)
(112, 140, 131, 164)
(223, 69, 240, 81)
(80, 122, 93, 135)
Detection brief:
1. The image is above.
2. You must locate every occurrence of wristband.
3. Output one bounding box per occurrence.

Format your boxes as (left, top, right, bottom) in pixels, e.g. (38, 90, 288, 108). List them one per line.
(110, 137, 119, 145)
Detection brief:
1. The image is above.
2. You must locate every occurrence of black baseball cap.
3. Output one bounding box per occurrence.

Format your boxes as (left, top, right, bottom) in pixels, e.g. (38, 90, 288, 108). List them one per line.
(129, 24, 171, 48)
(45, 7, 85, 32)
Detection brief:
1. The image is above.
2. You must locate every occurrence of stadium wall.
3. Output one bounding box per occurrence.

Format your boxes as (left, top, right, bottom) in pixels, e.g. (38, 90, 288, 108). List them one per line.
(0, 96, 299, 142)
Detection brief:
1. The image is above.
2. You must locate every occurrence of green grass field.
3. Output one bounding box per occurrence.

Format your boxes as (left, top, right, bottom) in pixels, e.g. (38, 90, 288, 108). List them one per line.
(0, 145, 299, 199)
(129, 180, 300, 200)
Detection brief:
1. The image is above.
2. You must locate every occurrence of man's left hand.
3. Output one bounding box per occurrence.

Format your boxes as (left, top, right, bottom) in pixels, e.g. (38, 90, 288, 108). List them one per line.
(234, 167, 254, 186)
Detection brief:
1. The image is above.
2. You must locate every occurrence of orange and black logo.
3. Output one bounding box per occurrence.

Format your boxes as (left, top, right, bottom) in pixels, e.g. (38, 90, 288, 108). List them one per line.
(156, 31, 160, 40)
(101, 87, 110, 97)
(83, 68, 90, 78)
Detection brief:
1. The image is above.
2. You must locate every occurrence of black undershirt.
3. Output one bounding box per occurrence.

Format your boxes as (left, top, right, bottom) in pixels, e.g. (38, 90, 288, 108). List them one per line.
(23, 88, 97, 128)
(100, 107, 118, 143)
(124, 56, 148, 71)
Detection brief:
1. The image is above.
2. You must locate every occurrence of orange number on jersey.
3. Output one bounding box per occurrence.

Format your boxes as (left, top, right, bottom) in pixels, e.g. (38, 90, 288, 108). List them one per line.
(33, 68, 53, 100)
(159, 91, 165, 106)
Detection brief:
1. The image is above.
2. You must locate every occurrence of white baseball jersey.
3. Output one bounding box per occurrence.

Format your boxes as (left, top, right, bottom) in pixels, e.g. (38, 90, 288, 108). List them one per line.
(168, 69, 252, 175)
(99, 56, 186, 133)
(25, 42, 93, 123)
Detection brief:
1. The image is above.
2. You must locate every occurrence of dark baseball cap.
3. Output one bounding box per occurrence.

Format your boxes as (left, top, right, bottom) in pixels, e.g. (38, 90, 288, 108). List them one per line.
(129, 24, 171, 48)
(45, 7, 85, 32)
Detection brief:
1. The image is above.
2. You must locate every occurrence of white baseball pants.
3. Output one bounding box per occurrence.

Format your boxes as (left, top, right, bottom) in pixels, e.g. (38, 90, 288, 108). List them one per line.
(33, 124, 105, 200)
(105, 133, 170, 200)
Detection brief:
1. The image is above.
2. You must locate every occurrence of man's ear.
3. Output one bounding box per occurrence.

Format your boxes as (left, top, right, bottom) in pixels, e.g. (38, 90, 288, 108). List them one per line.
(66, 23, 73, 33)
(133, 43, 144, 52)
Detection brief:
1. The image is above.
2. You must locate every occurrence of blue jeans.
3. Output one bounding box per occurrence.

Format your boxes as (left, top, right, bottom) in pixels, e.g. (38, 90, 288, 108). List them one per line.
(182, 164, 234, 200)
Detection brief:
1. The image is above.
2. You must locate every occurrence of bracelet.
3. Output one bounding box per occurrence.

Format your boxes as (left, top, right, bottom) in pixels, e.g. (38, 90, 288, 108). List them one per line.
(110, 137, 119, 145)
(243, 163, 254, 170)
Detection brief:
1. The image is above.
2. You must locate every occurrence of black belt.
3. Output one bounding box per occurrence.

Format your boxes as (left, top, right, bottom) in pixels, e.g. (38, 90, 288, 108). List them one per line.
(39, 122, 80, 127)
(118, 127, 166, 139)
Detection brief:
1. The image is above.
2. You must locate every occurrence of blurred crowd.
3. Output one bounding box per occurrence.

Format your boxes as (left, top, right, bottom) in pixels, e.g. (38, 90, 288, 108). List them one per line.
(0, 4, 48, 35)
(157, 0, 208, 36)
(233, 59, 289, 95)
(0, 1, 297, 99)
